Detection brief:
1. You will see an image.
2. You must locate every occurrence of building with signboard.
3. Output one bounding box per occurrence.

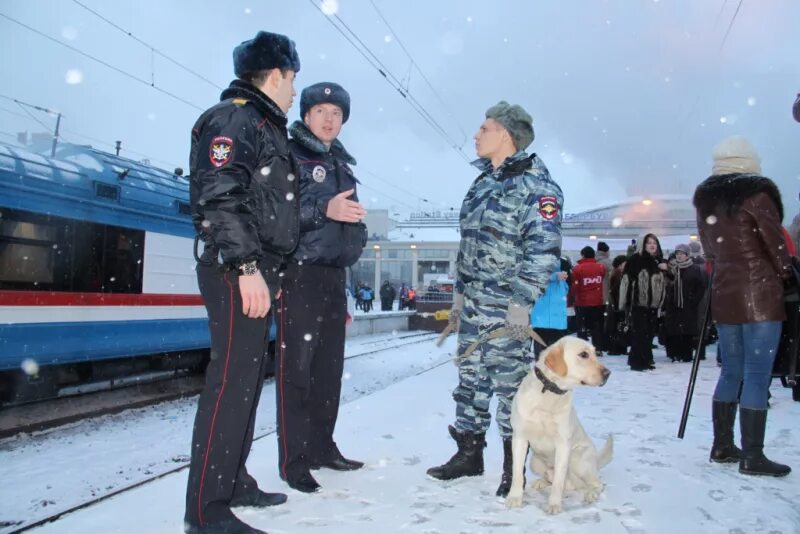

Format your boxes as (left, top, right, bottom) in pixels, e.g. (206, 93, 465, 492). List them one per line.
(352, 196, 698, 291)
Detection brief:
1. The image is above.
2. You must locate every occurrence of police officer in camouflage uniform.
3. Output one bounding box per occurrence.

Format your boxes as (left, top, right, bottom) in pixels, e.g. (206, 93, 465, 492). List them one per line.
(427, 102, 563, 498)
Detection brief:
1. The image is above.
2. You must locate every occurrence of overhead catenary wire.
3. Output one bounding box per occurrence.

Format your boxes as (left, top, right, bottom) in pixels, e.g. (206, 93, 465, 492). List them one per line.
(368, 0, 470, 147)
(70, 0, 223, 91)
(675, 0, 745, 146)
(358, 166, 459, 212)
(0, 94, 182, 170)
(355, 180, 417, 211)
(307, 0, 470, 163)
(15, 102, 54, 132)
(718, 0, 744, 52)
(0, 12, 205, 111)
(1, 9, 457, 211)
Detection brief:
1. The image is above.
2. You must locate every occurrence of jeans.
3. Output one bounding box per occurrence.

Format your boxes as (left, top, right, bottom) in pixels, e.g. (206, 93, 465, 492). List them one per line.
(714, 321, 782, 410)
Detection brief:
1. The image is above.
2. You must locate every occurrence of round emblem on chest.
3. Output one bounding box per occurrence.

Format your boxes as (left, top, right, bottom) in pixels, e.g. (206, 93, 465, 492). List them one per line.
(312, 165, 327, 183)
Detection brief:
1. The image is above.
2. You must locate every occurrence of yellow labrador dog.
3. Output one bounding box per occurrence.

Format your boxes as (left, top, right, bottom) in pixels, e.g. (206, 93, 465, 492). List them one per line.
(505, 336, 612, 514)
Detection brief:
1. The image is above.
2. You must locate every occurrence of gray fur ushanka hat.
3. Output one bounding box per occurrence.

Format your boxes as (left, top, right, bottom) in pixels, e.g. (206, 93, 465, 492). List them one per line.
(485, 101, 534, 151)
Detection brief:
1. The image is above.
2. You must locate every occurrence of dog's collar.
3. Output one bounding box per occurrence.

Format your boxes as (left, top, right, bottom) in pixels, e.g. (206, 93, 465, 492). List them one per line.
(534, 366, 568, 396)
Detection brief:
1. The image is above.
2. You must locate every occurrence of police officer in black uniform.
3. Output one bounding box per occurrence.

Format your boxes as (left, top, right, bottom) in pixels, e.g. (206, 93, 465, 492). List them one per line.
(276, 82, 368, 493)
(184, 31, 301, 534)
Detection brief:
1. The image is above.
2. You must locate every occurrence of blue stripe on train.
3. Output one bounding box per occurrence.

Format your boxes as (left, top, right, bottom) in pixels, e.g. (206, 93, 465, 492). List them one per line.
(0, 318, 211, 370)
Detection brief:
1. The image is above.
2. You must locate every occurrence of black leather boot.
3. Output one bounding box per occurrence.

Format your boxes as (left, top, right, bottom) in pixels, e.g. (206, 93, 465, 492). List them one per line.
(230, 488, 288, 507)
(709, 401, 741, 463)
(427, 425, 486, 480)
(310, 446, 364, 471)
(283, 470, 321, 493)
(739, 407, 791, 477)
(495, 438, 513, 497)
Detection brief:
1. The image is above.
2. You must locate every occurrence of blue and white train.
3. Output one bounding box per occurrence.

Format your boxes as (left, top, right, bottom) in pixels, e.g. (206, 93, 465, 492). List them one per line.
(0, 141, 209, 403)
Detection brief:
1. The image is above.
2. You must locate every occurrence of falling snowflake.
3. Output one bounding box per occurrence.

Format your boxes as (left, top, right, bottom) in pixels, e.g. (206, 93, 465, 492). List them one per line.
(706, 215, 717, 225)
(384, 35, 392, 43)
(287, 173, 295, 181)
(716, 237, 724, 243)
(260, 166, 271, 176)
(201, 219, 211, 228)
(286, 192, 295, 201)
(21, 359, 39, 376)
(747, 97, 757, 106)
(244, 7, 251, 14)
(612, 217, 623, 228)
(303, 333, 313, 341)
(320, 0, 338, 16)
(65, 69, 83, 85)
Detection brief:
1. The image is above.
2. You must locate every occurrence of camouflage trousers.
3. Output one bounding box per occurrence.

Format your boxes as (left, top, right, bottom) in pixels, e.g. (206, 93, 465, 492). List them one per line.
(453, 289, 532, 439)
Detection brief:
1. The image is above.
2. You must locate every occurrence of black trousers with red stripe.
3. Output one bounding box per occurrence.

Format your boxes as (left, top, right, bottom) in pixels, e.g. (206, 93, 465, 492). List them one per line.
(276, 263, 347, 481)
(185, 264, 271, 527)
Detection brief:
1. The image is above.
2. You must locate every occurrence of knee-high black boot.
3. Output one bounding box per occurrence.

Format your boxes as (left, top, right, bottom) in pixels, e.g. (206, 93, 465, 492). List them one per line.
(709, 401, 741, 463)
(739, 407, 791, 477)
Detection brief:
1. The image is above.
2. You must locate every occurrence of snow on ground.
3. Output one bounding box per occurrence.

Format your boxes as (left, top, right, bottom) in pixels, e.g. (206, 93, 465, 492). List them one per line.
(0, 331, 446, 532)
(5, 338, 800, 533)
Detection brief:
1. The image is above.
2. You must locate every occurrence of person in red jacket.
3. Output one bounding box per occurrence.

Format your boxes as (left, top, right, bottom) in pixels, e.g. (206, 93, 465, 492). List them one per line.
(572, 246, 607, 354)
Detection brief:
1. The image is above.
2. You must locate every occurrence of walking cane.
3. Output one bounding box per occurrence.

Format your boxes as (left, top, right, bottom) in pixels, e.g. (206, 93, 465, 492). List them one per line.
(677, 270, 713, 439)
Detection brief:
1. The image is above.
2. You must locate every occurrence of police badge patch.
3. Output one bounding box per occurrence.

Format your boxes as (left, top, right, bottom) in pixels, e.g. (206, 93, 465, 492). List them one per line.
(209, 136, 233, 168)
(538, 195, 559, 220)
(312, 165, 327, 183)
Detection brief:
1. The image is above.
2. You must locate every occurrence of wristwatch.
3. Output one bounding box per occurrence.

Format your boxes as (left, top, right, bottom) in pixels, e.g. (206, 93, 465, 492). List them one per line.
(238, 260, 258, 276)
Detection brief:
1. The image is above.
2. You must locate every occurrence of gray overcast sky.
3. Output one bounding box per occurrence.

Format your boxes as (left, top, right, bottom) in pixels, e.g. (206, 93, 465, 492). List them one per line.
(1, 0, 799, 217)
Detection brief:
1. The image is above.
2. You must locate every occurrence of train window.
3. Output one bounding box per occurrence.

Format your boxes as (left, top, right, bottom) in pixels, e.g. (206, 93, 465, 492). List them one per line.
(0, 208, 144, 293)
(94, 182, 120, 201)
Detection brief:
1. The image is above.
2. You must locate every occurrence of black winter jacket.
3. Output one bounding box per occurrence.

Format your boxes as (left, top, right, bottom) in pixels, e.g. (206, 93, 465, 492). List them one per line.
(288, 121, 367, 267)
(190, 80, 300, 285)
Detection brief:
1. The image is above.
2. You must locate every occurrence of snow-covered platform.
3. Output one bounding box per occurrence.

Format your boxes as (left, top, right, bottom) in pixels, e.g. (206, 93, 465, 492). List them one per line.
(8, 340, 800, 534)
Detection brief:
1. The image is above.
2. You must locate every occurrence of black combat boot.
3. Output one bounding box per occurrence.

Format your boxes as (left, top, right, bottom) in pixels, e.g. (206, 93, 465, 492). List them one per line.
(427, 425, 486, 480)
(709, 400, 741, 463)
(738, 407, 791, 477)
(496, 438, 513, 497)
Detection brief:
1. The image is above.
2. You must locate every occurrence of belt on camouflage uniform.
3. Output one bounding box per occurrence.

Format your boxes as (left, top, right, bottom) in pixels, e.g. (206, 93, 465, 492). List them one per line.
(458, 326, 547, 360)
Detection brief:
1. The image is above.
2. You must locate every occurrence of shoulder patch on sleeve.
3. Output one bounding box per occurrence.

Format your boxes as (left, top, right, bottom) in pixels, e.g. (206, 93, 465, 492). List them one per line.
(538, 195, 559, 220)
(209, 136, 233, 168)
(232, 98, 249, 107)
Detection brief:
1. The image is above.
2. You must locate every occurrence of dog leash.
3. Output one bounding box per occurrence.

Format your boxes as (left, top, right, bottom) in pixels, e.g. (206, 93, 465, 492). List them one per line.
(455, 326, 548, 362)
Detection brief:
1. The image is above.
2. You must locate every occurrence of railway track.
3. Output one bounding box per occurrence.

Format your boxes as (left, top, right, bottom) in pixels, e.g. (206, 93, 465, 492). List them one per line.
(0, 332, 440, 438)
(5, 341, 449, 533)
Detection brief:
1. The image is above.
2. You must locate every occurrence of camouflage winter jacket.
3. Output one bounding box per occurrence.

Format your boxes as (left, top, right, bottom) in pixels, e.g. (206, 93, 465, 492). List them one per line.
(455, 151, 563, 307)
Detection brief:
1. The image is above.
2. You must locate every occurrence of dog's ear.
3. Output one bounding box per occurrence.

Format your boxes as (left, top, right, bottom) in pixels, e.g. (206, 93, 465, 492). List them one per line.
(545, 343, 568, 377)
